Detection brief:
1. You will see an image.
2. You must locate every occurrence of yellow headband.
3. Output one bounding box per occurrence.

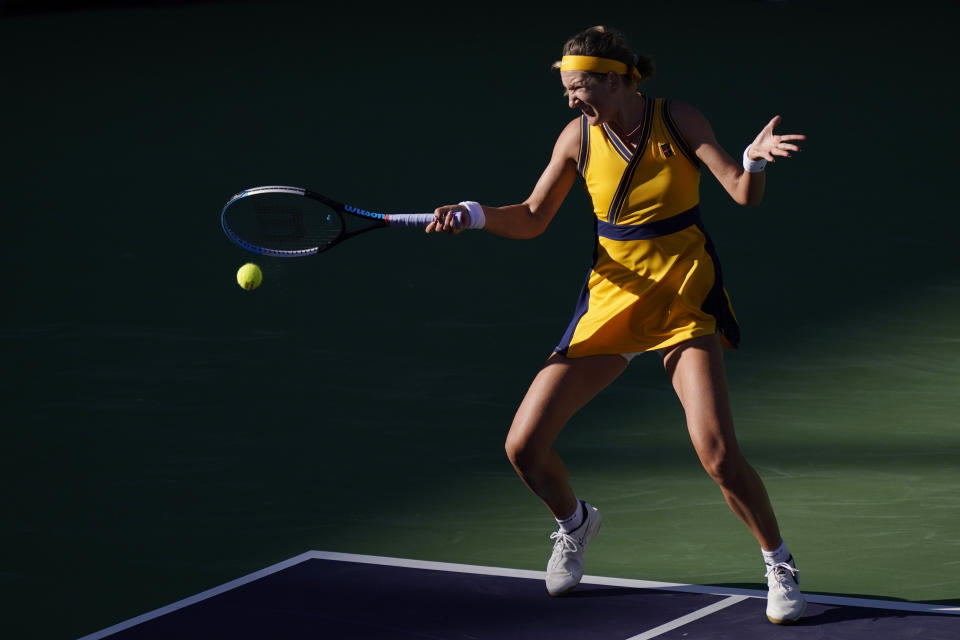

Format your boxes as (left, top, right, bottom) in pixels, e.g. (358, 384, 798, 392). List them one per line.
(560, 55, 642, 82)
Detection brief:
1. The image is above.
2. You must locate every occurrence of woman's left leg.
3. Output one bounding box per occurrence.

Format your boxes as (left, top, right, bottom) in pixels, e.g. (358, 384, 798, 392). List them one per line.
(661, 334, 781, 549)
(661, 333, 805, 624)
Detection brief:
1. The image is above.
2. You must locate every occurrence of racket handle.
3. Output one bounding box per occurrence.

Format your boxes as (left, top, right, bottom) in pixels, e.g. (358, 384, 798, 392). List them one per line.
(386, 211, 464, 228)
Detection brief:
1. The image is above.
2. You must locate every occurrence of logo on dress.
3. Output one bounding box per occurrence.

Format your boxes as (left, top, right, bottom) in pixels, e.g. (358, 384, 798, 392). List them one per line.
(660, 142, 674, 158)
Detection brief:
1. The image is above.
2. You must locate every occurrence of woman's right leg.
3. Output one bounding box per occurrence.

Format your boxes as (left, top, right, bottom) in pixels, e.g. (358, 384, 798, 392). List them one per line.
(504, 352, 628, 519)
(505, 351, 628, 595)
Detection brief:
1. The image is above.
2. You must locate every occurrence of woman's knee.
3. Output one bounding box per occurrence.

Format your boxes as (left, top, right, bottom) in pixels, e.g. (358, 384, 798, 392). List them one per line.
(699, 447, 748, 487)
(504, 431, 547, 473)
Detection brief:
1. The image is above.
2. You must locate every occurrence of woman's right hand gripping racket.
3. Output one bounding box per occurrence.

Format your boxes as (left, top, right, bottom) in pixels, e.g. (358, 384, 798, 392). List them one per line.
(221, 185, 467, 258)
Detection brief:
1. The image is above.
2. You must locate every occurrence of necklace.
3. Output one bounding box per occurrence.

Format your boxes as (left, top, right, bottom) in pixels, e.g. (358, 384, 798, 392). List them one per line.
(620, 95, 646, 139)
(623, 120, 644, 138)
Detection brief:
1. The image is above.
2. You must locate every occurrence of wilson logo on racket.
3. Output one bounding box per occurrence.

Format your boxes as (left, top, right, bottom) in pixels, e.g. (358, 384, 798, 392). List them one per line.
(344, 204, 385, 220)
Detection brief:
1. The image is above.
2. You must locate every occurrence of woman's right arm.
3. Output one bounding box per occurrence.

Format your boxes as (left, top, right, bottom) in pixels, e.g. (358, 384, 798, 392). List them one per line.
(427, 118, 581, 239)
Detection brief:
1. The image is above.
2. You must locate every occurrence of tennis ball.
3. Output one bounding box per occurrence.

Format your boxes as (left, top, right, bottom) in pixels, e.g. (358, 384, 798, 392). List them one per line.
(236, 262, 263, 290)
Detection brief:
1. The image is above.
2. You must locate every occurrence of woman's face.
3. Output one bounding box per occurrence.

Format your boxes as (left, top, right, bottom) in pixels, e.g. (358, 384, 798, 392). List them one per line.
(561, 70, 613, 125)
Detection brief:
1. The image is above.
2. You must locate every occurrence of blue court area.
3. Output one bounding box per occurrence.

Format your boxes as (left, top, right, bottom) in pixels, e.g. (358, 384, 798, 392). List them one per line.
(79, 552, 960, 640)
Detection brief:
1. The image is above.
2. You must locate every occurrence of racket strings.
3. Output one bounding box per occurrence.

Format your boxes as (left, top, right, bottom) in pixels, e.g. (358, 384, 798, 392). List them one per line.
(255, 204, 308, 242)
(223, 194, 343, 254)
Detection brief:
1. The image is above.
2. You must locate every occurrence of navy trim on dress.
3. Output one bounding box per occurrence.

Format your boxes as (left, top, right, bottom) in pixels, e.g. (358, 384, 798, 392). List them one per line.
(695, 219, 741, 348)
(555, 218, 600, 355)
(662, 99, 701, 169)
(606, 96, 656, 224)
(577, 115, 590, 177)
(601, 123, 633, 163)
(597, 205, 700, 241)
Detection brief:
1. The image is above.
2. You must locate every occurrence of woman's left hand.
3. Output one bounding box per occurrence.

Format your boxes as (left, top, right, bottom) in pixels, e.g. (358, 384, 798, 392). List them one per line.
(747, 115, 806, 162)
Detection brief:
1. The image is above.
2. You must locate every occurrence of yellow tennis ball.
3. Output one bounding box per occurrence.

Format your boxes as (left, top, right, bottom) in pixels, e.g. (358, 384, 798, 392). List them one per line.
(236, 262, 263, 290)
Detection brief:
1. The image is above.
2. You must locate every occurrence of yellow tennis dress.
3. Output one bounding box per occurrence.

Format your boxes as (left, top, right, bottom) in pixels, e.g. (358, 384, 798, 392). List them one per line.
(556, 97, 740, 358)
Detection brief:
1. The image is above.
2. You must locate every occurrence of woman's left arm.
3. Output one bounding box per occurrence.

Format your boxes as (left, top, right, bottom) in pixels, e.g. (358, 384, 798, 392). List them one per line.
(671, 101, 806, 206)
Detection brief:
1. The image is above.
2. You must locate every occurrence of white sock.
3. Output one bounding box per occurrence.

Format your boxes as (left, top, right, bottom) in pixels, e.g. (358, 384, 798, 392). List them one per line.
(762, 541, 791, 565)
(556, 500, 585, 533)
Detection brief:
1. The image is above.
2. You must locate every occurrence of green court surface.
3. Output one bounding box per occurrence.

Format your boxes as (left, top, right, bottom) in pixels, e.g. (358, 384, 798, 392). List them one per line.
(2, 1, 959, 638)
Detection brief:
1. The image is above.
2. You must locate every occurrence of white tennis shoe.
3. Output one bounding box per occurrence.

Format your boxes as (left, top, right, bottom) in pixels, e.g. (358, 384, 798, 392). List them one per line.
(545, 502, 602, 596)
(765, 557, 807, 624)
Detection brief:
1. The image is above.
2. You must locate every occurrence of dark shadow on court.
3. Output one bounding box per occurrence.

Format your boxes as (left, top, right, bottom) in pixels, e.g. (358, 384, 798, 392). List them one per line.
(564, 586, 655, 599)
(707, 583, 959, 627)
(795, 605, 957, 628)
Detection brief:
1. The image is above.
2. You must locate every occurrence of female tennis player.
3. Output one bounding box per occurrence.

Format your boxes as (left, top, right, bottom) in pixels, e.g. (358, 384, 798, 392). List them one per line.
(427, 25, 807, 624)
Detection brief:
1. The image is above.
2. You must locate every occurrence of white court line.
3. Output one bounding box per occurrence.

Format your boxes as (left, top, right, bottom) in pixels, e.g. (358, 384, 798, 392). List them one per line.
(623, 595, 750, 640)
(310, 551, 960, 616)
(77, 550, 960, 639)
(77, 551, 319, 640)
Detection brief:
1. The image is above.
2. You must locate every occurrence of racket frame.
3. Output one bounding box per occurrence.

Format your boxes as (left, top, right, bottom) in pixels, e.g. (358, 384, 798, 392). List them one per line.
(221, 185, 391, 258)
(221, 185, 452, 258)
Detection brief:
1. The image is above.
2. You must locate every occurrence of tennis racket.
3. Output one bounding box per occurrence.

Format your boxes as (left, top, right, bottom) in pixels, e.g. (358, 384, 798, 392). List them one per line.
(220, 185, 461, 257)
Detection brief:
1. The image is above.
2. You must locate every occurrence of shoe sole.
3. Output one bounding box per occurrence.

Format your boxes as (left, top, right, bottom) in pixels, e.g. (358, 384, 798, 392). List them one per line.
(767, 600, 807, 625)
(547, 584, 577, 597)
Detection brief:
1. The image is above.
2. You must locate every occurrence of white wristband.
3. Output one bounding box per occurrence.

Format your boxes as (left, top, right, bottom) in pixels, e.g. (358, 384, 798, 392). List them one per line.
(458, 201, 486, 229)
(742, 145, 767, 173)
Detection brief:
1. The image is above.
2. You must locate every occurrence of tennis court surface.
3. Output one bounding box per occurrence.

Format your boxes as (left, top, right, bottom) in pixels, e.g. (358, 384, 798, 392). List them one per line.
(79, 551, 959, 639)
